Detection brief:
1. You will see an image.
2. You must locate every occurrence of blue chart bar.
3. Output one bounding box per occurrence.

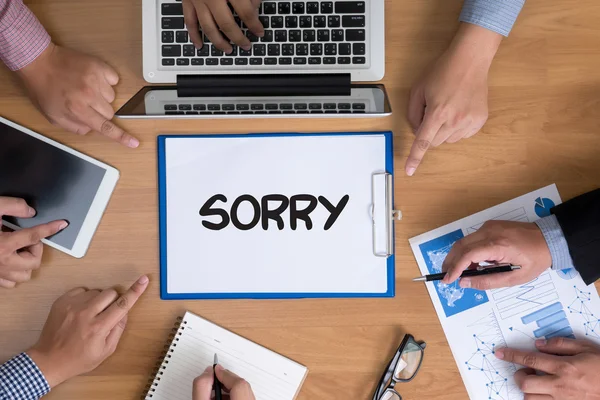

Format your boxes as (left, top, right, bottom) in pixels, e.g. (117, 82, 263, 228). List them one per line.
(534, 318, 570, 338)
(546, 327, 574, 339)
(522, 302, 576, 339)
(536, 310, 567, 327)
(521, 302, 563, 325)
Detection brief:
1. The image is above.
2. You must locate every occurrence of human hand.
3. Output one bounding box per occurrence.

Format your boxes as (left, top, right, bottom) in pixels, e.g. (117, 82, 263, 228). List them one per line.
(405, 23, 502, 176)
(27, 275, 150, 388)
(193, 364, 256, 400)
(496, 337, 600, 400)
(441, 220, 552, 290)
(183, 0, 264, 53)
(0, 197, 68, 289)
(16, 43, 139, 148)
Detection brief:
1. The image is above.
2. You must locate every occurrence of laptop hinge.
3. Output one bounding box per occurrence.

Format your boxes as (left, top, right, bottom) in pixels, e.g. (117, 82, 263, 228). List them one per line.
(176, 73, 351, 97)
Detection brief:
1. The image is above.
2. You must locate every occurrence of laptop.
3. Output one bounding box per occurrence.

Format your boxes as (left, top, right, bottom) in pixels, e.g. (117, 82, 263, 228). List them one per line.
(116, 0, 390, 119)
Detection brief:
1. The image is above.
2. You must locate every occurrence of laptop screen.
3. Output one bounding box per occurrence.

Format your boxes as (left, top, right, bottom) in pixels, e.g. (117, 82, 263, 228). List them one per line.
(116, 85, 390, 117)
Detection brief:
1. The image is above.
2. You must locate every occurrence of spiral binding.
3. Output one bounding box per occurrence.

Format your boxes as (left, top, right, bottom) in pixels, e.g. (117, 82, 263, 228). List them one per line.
(142, 316, 188, 399)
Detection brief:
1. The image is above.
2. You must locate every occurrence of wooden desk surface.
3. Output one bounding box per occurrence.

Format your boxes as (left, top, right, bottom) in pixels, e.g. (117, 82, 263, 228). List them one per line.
(1, 0, 599, 399)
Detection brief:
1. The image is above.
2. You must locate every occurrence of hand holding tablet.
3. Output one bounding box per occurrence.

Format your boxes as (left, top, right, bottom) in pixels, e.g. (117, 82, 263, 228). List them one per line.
(0, 117, 120, 259)
(0, 197, 68, 289)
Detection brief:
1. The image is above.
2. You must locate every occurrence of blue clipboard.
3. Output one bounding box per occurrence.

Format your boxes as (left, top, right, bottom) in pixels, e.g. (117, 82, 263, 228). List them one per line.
(157, 131, 395, 300)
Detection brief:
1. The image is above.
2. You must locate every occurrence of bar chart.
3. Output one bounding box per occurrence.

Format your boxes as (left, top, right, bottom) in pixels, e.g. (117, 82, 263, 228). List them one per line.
(521, 302, 575, 339)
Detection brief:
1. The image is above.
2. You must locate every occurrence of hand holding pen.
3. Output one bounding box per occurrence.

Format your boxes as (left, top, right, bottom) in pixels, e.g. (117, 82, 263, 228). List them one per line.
(434, 221, 555, 291)
(193, 357, 256, 400)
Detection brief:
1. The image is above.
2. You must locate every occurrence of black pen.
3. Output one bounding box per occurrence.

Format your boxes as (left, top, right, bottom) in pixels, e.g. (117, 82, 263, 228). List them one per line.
(412, 264, 521, 282)
(213, 354, 222, 400)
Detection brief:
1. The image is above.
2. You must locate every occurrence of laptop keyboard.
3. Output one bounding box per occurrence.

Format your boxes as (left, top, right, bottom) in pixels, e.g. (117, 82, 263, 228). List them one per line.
(163, 101, 367, 115)
(160, 1, 369, 69)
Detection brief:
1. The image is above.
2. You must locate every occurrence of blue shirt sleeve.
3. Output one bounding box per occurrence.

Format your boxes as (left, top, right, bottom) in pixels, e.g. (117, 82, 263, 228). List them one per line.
(0, 353, 50, 400)
(460, 0, 526, 37)
(535, 215, 576, 271)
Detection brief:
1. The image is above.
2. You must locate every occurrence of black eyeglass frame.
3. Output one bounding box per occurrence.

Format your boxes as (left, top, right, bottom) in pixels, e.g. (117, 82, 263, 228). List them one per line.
(372, 334, 427, 400)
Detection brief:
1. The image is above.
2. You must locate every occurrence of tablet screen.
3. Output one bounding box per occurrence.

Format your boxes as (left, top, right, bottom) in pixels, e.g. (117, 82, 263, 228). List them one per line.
(0, 122, 106, 250)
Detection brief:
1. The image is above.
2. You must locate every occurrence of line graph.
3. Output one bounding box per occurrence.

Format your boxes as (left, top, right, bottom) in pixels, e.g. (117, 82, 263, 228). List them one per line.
(491, 272, 559, 320)
(467, 207, 529, 234)
(464, 312, 522, 400)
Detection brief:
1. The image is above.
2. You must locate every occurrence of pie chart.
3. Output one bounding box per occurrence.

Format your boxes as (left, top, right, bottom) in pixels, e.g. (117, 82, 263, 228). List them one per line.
(556, 268, 579, 280)
(534, 197, 555, 218)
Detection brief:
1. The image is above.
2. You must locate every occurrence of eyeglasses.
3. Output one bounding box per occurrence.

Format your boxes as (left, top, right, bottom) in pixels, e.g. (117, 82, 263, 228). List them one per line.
(372, 334, 426, 400)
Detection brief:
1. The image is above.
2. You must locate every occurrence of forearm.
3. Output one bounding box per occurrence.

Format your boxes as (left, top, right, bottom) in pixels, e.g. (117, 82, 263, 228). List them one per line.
(551, 189, 600, 285)
(447, 23, 503, 72)
(460, 0, 526, 37)
(0, 0, 51, 71)
(0, 353, 50, 400)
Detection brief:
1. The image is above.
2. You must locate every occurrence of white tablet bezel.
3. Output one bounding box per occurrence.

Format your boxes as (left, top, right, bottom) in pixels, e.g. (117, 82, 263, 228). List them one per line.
(0, 116, 120, 258)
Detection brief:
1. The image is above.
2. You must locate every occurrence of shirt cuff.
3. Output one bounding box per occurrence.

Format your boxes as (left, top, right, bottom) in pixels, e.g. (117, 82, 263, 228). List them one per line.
(535, 215, 576, 271)
(459, 0, 526, 37)
(0, 353, 50, 400)
(0, 0, 51, 71)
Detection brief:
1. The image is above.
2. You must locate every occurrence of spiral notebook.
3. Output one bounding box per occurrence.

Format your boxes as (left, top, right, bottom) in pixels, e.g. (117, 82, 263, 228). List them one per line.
(144, 311, 308, 400)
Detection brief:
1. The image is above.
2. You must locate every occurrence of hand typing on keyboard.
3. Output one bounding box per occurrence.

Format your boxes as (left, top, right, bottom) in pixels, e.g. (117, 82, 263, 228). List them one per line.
(405, 23, 503, 176)
(16, 44, 139, 148)
(183, 0, 264, 53)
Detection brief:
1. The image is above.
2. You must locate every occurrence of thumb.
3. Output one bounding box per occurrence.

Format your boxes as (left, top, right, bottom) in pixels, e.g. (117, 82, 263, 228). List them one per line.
(193, 367, 214, 400)
(535, 337, 596, 356)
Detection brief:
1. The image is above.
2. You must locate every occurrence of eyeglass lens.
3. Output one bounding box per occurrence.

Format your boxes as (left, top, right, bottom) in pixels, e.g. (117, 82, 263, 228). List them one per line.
(394, 341, 423, 380)
(380, 389, 401, 400)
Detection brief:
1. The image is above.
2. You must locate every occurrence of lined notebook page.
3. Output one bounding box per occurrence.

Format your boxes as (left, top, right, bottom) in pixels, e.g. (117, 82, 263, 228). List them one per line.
(146, 312, 308, 400)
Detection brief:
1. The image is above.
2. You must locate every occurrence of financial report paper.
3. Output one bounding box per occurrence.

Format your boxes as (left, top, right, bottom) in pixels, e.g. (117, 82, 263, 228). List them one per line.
(409, 184, 600, 400)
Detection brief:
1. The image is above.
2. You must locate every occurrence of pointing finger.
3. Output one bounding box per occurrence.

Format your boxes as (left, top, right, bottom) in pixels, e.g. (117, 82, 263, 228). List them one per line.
(0, 197, 35, 219)
(7, 220, 68, 251)
(78, 106, 139, 148)
(495, 348, 562, 374)
(99, 275, 149, 328)
(405, 109, 444, 176)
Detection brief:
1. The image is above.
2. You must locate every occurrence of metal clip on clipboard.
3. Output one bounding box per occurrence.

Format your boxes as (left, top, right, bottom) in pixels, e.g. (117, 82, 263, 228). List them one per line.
(371, 172, 402, 258)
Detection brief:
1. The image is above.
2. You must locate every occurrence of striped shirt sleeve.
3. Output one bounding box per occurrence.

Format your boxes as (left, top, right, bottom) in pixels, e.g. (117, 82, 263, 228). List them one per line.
(0, 0, 51, 71)
(460, 0, 526, 37)
(0, 353, 50, 400)
(535, 215, 576, 272)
